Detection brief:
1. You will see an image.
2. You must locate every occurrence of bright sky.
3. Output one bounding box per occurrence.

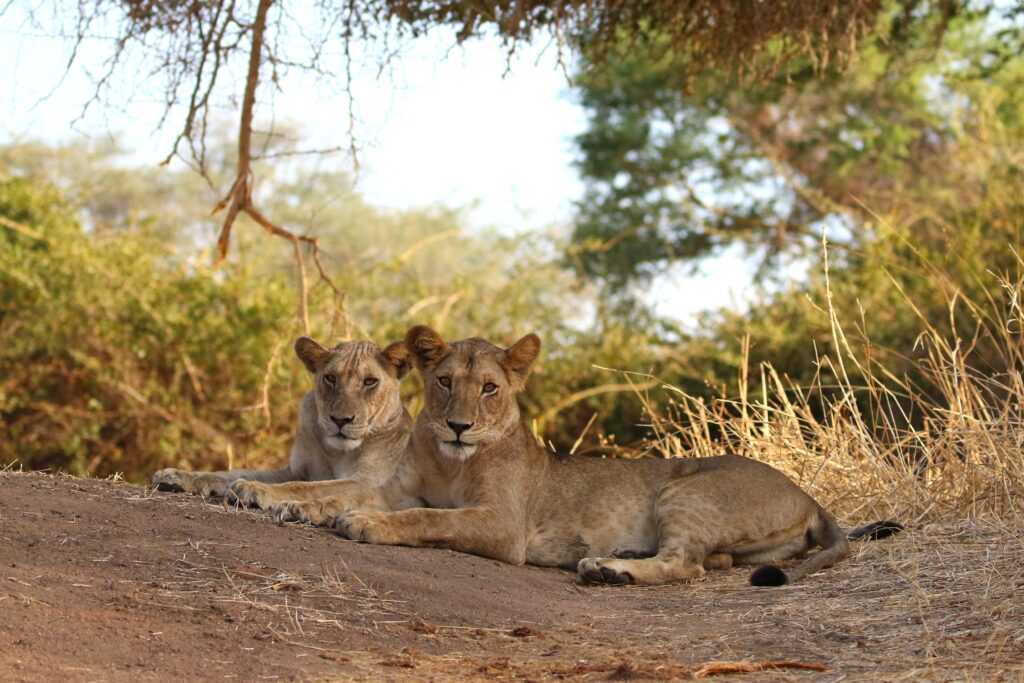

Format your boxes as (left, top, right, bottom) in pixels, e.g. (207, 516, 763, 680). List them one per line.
(0, 5, 754, 323)
(0, 9, 585, 231)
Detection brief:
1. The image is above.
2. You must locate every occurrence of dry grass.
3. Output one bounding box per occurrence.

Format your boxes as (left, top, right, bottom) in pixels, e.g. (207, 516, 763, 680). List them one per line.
(619, 242, 1024, 529)
(342, 520, 1024, 682)
(690, 519, 1024, 681)
(162, 559, 409, 638)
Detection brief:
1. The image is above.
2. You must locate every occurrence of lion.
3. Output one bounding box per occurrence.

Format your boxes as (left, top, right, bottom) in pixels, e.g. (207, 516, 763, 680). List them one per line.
(309, 326, 899, 587)
(151, 336, 413, 509)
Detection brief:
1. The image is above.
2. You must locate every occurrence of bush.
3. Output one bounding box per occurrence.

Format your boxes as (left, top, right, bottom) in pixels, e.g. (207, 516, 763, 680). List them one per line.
(1, 175, 297, 477)
(0, 146, 667, 479)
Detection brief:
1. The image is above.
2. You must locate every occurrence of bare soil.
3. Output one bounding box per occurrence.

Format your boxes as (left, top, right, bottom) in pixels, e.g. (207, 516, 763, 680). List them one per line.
(2, 471, 1022, 681)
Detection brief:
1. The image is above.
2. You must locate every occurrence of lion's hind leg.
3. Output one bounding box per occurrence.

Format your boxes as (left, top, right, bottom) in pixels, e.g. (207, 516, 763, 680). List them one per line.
(579, 473, 751, 585)
(578, 516, 710, 585)
(578, 551, 706, 586)
(703, 552, 733, 571)
(578, 531, 724, 585)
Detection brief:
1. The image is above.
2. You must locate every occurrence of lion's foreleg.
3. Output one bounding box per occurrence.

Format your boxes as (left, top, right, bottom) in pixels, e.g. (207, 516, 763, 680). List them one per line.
(235, 467, 296, 483)
(270, 482, 400, 525)
(249, 478, 360, 503)
(152, 466, 293, 497)
(334, 507, 525, 564)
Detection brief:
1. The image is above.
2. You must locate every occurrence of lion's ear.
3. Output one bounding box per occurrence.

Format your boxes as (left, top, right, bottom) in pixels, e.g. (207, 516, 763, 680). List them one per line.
(501, 333, 541, 390)
(294, 336, 331, 374)
(381, 341, 412, 379)
(405, 325, 450, 371)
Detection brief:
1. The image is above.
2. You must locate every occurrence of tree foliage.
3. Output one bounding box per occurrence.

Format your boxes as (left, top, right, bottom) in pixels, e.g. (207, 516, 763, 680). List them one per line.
(8, 1, 1024, 480)
(70, 0, 888, 171)
(21, 0, 896, 282)
(565, 0, 1024, 441)
(0, 139, 678, 478)
(569, 0, 1023, 288)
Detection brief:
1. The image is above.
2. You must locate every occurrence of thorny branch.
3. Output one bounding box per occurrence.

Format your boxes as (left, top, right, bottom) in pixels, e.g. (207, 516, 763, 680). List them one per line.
(208, 0, 343, 334)
(46, 0, 890, 330)
(59, 0, 887, 182)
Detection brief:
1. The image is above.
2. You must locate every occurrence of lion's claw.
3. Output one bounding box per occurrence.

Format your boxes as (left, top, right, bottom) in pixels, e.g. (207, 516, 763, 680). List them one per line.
(269, 500, 315, 524)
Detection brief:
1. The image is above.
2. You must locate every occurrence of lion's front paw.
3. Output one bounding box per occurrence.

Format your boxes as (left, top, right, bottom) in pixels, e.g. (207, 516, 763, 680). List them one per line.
(269, 500, 327, 525)
(152, 469, 229, 497)
(227, 479, 279, 509)
(152, 468, 187, 493)
(577, 557, 636, 585)
(333, 511, 392, 544)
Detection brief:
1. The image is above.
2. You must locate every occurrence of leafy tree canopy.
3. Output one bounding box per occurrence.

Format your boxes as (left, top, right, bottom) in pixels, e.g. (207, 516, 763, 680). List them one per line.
(70, 0, 887, 170)
(569, 0, 1024, 290)
(22, 0, 989, 312)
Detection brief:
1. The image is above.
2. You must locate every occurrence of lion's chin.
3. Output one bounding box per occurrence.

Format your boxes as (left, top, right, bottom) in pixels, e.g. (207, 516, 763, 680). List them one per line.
(438, 441, 477, 460)
(326, 435, 363, 451)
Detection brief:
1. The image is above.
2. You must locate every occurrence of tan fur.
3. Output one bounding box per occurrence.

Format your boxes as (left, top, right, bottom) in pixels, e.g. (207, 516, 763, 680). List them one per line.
(306, 327, 850, 586)
(151, 337, 413, 513)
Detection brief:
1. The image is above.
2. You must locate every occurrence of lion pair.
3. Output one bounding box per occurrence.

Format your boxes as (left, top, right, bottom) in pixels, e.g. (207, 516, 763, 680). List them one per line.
(154, 326, 899, 587)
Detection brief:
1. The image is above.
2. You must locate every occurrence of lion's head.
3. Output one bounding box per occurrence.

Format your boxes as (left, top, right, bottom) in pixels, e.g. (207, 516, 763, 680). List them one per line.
(405, 325, 540, 460)
(294, 337, 411, 450)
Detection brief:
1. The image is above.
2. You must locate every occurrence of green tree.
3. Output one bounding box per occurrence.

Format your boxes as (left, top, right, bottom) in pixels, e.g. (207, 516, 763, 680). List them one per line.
(570, 0, 1023, 290)
(567, 0, 1024, 438)
(0, 139, 680, 479)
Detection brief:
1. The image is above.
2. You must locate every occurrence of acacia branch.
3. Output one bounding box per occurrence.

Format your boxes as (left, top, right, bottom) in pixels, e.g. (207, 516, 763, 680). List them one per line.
(48, 0, 897, 337)
(211, 0, 343, 335)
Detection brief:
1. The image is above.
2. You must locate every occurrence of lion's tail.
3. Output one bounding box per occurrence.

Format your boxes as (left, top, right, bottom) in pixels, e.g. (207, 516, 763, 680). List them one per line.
(845, 519, 905, 541)
(748, 508, 902, 587)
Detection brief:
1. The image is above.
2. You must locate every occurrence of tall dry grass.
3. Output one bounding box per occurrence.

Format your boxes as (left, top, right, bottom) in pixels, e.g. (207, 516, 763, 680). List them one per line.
(616, 239, 1024, 525)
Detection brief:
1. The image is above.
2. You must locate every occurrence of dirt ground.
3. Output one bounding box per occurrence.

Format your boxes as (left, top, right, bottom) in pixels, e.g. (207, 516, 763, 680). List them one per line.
(1, 471, 1022, 682)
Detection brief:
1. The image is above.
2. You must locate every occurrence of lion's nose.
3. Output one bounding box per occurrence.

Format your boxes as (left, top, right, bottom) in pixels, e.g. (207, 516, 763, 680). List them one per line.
(331, 415, 355, 429)
(447, 420, 472, 438)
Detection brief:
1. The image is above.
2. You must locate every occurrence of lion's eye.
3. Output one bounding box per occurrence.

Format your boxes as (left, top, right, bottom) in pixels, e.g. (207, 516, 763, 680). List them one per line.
(482, 382, 497, 395)
(363, 377, 378, 388)
(322, 374, 338, 388)
(437, 376, 452, 389)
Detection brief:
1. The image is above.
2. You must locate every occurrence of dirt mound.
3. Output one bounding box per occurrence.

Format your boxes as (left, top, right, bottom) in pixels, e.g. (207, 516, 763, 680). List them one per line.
(1, 471, 1021, 681)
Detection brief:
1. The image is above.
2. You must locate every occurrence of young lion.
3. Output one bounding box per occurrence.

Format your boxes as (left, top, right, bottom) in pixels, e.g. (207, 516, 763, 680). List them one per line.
(151, 337, 412, 508)
(322, 326, 896, 587)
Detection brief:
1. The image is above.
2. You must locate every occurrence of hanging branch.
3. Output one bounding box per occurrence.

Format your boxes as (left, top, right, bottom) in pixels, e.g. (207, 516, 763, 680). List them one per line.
(52, 0, 899, 332)
(209, 0, 342, 334)
(66, 0, 890, 183)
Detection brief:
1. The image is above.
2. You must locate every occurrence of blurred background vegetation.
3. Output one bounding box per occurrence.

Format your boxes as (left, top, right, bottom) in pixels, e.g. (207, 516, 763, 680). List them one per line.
(2, 1, 1023, 518)
(569, 0, 1024, 425)
(0, 133, 663, 477)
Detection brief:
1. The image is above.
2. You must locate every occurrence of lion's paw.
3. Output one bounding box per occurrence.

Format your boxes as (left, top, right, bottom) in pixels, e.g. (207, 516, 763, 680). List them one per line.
(577, 557, 636, 585)
(152, 468, 187, 493)
(332, 511, 391, 544)
(152, 469, 229, 497)
(227, 479, 279, 509)
(269, 500, 327, 525)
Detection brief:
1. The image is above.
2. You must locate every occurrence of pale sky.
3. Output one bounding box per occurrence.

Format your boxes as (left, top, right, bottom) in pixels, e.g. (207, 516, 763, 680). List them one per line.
(0, 8, 585, 231)
(0, 5, 754, 323)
